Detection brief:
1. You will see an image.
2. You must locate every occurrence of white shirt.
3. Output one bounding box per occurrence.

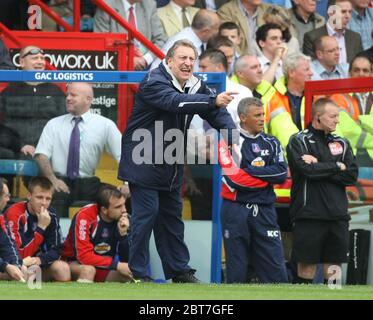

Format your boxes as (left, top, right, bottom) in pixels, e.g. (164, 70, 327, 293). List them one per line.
(258, 55, 283, 82)
(151, 27, 204, 71)
(327, 23, 347, 64)
(225, 77, 253, 127)
(35, 110, 122, 177)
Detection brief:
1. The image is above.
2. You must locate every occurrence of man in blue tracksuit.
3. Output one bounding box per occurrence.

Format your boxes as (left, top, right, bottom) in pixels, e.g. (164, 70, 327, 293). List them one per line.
(0, 178, 25, 281)
(118, 39, 238, 282)
(220, 97, 288, 283)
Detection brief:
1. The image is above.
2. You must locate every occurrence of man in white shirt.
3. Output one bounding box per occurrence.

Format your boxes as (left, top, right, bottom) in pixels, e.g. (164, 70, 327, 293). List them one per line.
(256, 23, 288, 82)
(35, 82, 125, 217)
(151, 9, 220, 71)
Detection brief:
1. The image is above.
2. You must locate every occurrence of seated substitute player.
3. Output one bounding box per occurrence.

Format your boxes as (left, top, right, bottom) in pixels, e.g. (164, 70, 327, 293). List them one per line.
(62, 184, 133, 283)
(220, 97, 288, 283)
(0, 178, 25, 282)
(4, 177, 70, 282)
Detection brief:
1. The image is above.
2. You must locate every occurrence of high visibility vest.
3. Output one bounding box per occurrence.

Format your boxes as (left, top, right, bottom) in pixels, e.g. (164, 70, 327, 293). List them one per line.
(331, 93, 373, 160)
(267, 77, 305, 150)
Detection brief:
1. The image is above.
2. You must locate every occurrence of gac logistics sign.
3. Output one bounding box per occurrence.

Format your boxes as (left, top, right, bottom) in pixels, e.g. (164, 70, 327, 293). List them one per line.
(34, 72, 94, 81)
(10, 49, 119, 122)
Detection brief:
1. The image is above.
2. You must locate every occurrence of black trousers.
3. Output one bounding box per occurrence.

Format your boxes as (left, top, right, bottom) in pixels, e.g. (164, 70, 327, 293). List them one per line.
(52, 176, 101, 218)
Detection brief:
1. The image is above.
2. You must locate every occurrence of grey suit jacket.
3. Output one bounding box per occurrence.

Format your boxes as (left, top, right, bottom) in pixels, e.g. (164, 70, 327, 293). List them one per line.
(94, 0, 166, 58)
(303, 25, 363, 63)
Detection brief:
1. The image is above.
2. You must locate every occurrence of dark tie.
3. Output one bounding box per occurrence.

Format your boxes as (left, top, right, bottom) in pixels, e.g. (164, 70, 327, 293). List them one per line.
(67, 117, 82, 180)
(128, 6, 136, 28)
(200, 44, 205, 54)
(181, 8, 189, 28)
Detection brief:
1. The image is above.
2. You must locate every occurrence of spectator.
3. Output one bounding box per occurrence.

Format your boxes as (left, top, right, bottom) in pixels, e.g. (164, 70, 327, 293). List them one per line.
(286, 98, 358, 284)
(195, 0, 228, 11)
(152, 9, 220, 71)
(303, 0, 363, 63)
(231, 54, 278, 136)
(262, 6, 300, 56)
(4, 177, 71, 282)
(94, 0, 167, 70)
(0, 39, 15, 70)
(207, 35, 236, 76)
(311, 35, 349, 80)
(331, 55, 373, 167)
(34, 82, 125, 218)
(359, 32, 373, 62)
(218, 0, 286, 55)
(220, 97, 288, 283)
(218, 21, 241, 59)
(118, 40, 237, 282)
(157, 0, 199, 38)
(42, 0, 95, 32)
(288, 0, 325, 48)
(348, 0, 373, 50)
(0, 45, 66, 159)
(0, 178, 25, 282)
(199, 49, 252, 125)
(62, 184, 132, 283)
(266, 53, 313, 149)
(256, 23, 288, 82)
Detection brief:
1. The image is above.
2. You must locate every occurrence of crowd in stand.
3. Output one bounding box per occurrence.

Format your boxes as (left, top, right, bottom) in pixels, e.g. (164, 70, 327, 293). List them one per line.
(0, 0, 372, 284)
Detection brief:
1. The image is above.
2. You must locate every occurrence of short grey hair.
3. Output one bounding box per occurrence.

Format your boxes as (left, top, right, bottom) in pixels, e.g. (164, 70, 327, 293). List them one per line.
(165, 39, 198, 61)
(283, 53, 311, 78)
(237, 97, 263, 117)
(233, 54, 256, 74)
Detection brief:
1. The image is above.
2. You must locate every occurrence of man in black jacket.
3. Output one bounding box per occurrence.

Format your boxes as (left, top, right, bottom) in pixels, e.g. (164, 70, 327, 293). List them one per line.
(119, 39, 237, 282)
(286, 98, 358, 284)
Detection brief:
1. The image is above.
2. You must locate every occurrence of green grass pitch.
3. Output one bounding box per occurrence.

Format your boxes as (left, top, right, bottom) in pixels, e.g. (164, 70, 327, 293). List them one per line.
(1, 282, 373, 300)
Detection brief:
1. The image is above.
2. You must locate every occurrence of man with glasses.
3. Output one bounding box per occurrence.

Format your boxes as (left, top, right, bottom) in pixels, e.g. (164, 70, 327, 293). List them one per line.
(0, 45, 65, 159)
(311, 35, 349, 80)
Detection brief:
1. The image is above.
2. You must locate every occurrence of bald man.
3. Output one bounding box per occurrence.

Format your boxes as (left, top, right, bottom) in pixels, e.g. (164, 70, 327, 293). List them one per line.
(34, 82, 123, 217)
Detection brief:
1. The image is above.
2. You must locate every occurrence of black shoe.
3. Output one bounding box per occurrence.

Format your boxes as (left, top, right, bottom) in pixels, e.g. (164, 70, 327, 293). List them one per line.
(172, 270, 201, 283)
(132, 275, 154, 283)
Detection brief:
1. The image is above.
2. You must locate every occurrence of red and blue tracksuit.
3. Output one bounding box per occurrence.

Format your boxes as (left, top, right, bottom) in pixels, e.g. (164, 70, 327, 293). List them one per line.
(0, 215, 22, 273)
(4, 202, 63, 268)
(62, 204, 129, 282)
(220, 128, 288, 283)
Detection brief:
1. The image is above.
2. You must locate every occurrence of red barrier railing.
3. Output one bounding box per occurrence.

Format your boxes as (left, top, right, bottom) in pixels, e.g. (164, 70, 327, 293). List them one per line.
(304, 77, 373, 126)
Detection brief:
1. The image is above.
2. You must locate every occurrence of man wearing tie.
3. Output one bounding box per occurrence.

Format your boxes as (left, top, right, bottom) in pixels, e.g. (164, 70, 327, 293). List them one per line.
(94, 0, 167, 70)
(157, 0, 200, 38)
(34, 82, 124, 217)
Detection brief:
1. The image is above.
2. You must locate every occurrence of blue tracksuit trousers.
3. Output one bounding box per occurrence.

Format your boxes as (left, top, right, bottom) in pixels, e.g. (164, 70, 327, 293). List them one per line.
(221, 199, 288, 283)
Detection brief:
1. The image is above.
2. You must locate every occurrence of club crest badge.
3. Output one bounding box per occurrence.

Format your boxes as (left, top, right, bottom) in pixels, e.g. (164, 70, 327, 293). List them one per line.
(328, 142, 343, 155)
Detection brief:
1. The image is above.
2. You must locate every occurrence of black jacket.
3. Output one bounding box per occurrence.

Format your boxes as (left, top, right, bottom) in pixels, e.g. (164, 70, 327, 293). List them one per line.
(286, 125, 358, 221)
(118, 62, 236, 191)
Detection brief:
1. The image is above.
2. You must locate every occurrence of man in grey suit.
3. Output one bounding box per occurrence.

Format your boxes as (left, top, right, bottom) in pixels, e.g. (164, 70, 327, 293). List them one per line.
(303, 0, 362, 63)
(94, 0, 167, 70)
